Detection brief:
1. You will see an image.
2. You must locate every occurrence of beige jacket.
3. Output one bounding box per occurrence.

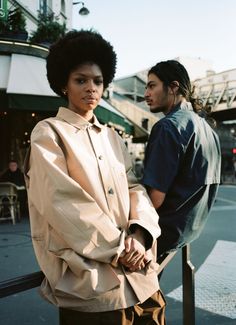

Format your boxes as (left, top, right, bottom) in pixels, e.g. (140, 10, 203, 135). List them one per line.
(25, 107, 161, 312)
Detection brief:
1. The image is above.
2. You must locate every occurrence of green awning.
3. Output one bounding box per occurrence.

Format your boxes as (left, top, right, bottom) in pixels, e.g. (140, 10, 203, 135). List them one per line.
(0, 51, 147, 140)
(0, 91, 134, 134)
(6, 93, 67, 111)
(96, 101, 134, 134)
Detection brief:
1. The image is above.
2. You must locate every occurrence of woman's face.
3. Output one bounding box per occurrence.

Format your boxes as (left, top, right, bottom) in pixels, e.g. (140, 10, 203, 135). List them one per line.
(65, 63, 104, 120)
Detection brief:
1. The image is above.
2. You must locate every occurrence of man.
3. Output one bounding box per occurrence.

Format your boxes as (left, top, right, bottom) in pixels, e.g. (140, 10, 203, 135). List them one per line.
(0, 160, 25, 187)
(0, 160, 27, 216)
(142, 60, 221, 261)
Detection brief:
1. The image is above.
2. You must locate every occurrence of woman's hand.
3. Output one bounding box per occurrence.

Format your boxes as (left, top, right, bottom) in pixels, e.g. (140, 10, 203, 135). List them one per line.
(119, 228, 148, 272)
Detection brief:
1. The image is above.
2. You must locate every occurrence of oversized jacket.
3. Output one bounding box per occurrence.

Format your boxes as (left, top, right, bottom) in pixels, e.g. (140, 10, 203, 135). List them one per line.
(24, 107, 161, 312)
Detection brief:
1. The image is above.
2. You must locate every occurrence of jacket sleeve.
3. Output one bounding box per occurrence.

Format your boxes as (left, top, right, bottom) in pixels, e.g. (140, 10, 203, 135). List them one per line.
(117, 135, 161, 248)
(25, 122, 125, 264)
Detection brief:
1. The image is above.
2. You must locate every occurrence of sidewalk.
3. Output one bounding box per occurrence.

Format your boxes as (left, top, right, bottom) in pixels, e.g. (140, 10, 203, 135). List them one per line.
(1, 215, 236, 325)
(0, 217, 58, 324)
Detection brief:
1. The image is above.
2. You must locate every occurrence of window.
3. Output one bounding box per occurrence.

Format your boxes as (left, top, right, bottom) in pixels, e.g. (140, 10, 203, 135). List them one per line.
(61, 0, 65, 13)
(39, 0, 52, 14)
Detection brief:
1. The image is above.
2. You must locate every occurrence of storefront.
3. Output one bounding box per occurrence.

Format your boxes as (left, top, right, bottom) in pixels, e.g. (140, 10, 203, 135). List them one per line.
(0, 40, 135, 170)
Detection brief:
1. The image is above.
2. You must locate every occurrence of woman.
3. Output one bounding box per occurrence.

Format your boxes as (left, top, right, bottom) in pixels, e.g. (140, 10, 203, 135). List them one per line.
(25, 30, 165, 325)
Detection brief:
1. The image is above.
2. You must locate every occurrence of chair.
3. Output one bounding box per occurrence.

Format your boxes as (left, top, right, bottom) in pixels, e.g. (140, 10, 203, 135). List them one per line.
(0, 182, 21, 224)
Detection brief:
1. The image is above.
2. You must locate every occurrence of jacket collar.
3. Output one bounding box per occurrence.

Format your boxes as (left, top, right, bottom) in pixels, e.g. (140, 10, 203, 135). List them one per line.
(167, 100, 193, 116)
(57, 107, 104, 131)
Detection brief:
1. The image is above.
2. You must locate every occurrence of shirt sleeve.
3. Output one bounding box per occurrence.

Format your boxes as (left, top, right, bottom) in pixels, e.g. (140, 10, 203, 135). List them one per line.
(142, 121, 184, 193)
(26, 122, 126, 264)
(116, 135, 161, 248)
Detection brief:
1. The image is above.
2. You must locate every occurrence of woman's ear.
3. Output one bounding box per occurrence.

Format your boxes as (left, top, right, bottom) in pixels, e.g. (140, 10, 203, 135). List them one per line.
(62, 88, 68, 96)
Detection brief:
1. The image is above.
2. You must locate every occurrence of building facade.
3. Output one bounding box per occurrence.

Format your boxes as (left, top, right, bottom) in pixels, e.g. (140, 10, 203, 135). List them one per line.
(0, 0, 136, 171)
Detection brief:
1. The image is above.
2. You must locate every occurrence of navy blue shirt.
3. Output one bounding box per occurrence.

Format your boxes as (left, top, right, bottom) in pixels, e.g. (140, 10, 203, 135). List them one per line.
(142, 101, 221, 257)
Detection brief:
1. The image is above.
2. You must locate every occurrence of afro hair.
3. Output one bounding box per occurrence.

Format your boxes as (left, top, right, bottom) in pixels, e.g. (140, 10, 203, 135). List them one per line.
(46, 29, 117, 97)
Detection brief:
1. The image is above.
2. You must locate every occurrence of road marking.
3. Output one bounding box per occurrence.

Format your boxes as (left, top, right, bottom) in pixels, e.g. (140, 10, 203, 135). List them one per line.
(167, 240, 236, 319)
(220, 185, 236, 189)
(211, 206, 236, 211)
(216, 197, 236, 204)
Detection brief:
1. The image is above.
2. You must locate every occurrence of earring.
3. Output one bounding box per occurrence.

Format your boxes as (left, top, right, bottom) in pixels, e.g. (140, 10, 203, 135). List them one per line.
(62, 89, 67, 95)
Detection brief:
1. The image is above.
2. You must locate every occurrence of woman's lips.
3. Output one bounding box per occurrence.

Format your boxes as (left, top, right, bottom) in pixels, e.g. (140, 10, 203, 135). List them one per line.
(84, 97, 97, 103)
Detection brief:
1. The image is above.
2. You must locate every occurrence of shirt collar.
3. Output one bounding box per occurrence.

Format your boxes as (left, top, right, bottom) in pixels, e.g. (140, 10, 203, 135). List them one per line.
(56, 107, 105, 131)
(167, 100, 193, 116)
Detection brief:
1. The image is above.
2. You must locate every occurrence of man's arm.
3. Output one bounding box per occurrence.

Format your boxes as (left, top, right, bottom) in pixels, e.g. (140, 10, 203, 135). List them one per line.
(142, 122, 182, 209)
(147, 187, 166, 210)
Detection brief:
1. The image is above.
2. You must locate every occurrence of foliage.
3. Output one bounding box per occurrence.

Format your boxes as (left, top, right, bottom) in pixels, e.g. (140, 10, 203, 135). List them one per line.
(0, 7, 27, 33)
(0, 18, 6, 33)
(8, 7, 27, 32)
(30, 12, 66, 45)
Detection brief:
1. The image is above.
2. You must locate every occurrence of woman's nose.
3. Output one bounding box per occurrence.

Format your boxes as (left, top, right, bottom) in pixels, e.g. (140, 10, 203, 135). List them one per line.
(86, 80, 96, 92)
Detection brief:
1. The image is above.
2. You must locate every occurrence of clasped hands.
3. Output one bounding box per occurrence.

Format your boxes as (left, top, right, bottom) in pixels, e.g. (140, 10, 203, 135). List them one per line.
(119, 230, 149, 272)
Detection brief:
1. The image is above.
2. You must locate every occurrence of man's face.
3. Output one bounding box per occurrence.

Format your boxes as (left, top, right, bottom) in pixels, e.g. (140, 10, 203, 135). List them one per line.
(144, 73, 174, 115)
(9, 162, 18, 172)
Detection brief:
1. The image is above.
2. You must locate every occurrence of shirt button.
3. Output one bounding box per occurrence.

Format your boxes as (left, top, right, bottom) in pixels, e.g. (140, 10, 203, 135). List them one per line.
(108, 188, 114, 195)
(98, 155, 103, 160)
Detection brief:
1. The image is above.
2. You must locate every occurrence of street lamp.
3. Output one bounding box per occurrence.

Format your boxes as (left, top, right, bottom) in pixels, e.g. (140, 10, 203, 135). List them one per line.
(73, 2, 90, 16)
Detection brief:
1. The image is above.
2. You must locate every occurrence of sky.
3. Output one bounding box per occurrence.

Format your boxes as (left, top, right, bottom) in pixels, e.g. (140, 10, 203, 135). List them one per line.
(72, 0, 236, 79)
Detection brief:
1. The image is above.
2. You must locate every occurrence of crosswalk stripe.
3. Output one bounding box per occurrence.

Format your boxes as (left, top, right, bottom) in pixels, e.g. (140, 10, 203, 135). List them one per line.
(216, 197, 236, 204)
(167, 240, 236, 319)
(211, 206, 236, 211)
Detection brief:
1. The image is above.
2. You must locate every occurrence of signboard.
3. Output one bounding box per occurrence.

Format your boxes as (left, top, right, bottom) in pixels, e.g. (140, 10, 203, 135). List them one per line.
(0, 0, 7, 20)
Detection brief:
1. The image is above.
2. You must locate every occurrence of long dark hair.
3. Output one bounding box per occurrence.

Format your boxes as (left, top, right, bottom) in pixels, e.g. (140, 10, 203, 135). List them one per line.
(148, 60, 216, 126)
(149, 60, 204, 112)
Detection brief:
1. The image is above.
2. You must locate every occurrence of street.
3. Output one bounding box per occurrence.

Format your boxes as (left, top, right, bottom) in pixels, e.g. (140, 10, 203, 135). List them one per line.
(0, 185, 236, 324)
(162, 185, 236, 324)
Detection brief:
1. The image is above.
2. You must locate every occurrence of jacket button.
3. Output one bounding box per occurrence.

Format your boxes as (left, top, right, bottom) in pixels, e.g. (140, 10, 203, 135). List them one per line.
(108, 188, 114, 195)
(98, 155, 103, 160)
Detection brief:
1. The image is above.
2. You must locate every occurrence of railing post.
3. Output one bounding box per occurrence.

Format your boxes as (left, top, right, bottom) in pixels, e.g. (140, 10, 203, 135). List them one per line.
(182, 244, 195, 325)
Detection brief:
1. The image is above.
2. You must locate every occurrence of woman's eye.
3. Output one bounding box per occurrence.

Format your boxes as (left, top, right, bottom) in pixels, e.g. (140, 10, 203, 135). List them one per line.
(95, 79, 103, 85)
(76, 78, 85, 84)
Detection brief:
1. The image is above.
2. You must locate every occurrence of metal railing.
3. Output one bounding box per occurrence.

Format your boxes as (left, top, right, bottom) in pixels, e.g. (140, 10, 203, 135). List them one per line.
(0, 244, 195, 325)
(182, 245, 195, 325)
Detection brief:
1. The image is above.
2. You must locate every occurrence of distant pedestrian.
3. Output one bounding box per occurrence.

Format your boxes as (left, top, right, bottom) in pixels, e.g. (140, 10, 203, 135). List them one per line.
(134, 157, 144, 180)
(0, 160, 27, 215)
(143, 60, 221, 261)
(0, 160, 25, 187)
